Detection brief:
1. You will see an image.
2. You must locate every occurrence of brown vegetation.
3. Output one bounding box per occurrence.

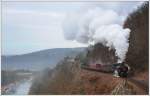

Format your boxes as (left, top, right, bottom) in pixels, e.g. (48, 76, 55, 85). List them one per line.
(86, 43, 117, 65)
(29, 58, 148, 95)
(29, 58, 119, 95)
(124, 2, 149, 72)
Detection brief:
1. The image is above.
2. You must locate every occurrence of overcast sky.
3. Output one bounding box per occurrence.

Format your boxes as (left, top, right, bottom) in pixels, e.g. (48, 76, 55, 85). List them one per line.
(2, 1, 143, 55)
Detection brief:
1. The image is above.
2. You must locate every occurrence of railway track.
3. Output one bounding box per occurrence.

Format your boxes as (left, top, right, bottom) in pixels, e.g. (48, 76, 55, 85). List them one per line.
(81, 65, 113, 73)
(81, 65, 148, 94)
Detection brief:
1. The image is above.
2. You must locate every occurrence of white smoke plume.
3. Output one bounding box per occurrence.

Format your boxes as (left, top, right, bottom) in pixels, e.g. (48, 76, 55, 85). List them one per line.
(63, 7, 131, 63)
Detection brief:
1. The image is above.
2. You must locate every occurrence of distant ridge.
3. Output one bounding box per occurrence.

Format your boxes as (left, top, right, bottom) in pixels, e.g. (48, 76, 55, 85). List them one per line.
(2, 47, 86, 71)
(2, 47, 86, 56)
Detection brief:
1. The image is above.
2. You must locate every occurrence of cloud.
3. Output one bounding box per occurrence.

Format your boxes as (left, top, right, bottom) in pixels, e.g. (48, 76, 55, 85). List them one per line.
(2, 1, 143, 55)
(62, 1, 144, 62)
(62, 6, 133, 63)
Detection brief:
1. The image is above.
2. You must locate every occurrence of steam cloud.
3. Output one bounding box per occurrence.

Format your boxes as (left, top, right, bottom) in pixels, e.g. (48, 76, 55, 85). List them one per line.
(63, 7, 131, 63)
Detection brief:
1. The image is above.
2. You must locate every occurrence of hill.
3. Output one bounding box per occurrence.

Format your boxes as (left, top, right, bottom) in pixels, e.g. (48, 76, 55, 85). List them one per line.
(29, 55, 148, 95)
(29, 2, 149, 95)
(1, 47, 85, 71)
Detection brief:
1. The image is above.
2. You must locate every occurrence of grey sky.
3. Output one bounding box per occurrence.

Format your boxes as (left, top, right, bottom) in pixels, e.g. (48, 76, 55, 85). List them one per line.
(2, 1, 143, 55)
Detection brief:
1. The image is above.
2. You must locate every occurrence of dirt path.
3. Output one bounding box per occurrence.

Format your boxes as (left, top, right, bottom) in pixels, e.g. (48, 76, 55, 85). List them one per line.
(82, 68, 148, 95)
(127, 78, 148, 94)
